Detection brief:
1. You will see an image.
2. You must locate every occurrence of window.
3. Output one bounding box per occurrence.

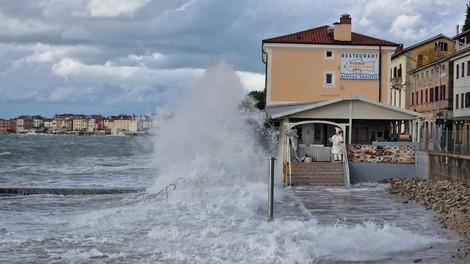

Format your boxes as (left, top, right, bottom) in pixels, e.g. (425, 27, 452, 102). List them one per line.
(411, 92, 414, 107)
(431, 69, 434, 76)
(435, 42, 448, 51)
(393, 67, 397, 78)
(324, 72, 335, 86)
(457, 64, 460, 79)
(456, 94, 459, 109)
(462, 62, 465, 78)
(420, 90, 423, 104)
(441, 85, 446, 100)
(435, 86, 439, 102)
(425, 89, 428, 103)
(462, 93, 465, 108)
(466, 92, 470, 108)
(430, 87, 434, 102)
(398, 64, 402, 78)
(417, 54, 423, 67)
(325, 50, 334, 59)
(468, 61, 470, 76)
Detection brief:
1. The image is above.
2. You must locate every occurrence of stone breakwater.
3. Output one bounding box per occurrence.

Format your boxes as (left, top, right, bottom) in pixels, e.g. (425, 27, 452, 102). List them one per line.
(386, 178, 470, 238)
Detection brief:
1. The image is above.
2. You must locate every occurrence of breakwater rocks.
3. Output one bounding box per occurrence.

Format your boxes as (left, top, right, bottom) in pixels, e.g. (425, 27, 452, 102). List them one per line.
(386, 178, 470, 238)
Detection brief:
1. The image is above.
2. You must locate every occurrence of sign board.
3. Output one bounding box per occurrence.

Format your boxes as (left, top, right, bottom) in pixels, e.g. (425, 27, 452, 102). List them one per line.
(340, 53, 379, 80)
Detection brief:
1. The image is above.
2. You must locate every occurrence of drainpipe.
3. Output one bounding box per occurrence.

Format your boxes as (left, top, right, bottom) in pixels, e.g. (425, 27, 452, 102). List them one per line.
(379, 46, 382, 102)
(349, 100, 353, 144)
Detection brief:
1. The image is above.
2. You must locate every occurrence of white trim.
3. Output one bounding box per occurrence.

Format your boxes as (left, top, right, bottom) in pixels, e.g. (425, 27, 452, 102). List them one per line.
(324, 72, 335, 87)
(266, 48, 273, 106)
(325, 50, 334, 59)
(263, 43, 397, 51)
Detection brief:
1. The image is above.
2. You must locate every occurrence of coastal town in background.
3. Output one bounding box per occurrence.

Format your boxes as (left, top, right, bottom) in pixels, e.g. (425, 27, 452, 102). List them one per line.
(0, 113, 161, 135)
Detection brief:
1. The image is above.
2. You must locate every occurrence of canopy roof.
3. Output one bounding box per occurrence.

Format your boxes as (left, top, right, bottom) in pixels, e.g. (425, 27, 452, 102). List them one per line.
(265, 95, 423, 121)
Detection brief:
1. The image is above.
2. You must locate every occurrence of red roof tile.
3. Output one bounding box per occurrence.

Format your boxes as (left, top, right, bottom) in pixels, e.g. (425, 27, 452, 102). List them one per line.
(263, 25, 398, 47)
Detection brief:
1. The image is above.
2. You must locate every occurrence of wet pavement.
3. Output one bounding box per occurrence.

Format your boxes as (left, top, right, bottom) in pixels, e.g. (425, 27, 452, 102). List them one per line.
(283, 183, 470, 263)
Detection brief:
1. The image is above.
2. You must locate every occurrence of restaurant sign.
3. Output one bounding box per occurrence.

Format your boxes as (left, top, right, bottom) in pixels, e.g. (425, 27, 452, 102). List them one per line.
(340, 53, 379, 80)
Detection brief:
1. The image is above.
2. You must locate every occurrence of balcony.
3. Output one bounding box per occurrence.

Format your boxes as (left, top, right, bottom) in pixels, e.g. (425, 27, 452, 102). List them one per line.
(391, 77, 402, 86)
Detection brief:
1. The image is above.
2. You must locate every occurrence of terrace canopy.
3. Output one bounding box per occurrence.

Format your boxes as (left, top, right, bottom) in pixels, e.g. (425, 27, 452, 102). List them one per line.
(265, 95, 424, 144)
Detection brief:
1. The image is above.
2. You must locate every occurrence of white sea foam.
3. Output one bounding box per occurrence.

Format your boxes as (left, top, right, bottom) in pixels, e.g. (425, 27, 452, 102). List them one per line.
(0, 151, 11, 156)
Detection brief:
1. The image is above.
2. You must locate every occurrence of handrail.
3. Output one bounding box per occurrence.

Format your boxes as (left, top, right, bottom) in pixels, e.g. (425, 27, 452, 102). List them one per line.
(342, 144, 350, 187)
(146, 177, 185, 201)
(287, 136, 292, 186)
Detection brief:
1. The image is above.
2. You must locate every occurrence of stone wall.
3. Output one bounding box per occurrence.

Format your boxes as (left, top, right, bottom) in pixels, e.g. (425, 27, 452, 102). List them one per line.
(428, 153, 470, 186)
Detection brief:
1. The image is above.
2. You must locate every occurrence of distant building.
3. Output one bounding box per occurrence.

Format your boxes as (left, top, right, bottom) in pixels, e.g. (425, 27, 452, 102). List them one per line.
(113, 115, 132, 131)
(72, 115, 88, 131)
(16, 116, 33, 133)
(0, 119, 13, 134)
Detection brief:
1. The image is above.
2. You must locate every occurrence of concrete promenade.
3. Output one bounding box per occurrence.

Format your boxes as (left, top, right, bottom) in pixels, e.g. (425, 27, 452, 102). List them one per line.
(285, 185, 469, 263)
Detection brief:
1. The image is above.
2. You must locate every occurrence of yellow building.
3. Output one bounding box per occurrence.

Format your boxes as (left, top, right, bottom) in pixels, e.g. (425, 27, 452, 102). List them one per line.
(113, 115, 131, 131)
(262, 14, 398, 107)
(390, 34, 454, 111)
(72, 118, 88, 131)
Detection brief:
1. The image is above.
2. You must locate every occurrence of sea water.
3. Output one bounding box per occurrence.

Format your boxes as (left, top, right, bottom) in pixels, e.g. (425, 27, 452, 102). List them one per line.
(0, 63, 467, 263)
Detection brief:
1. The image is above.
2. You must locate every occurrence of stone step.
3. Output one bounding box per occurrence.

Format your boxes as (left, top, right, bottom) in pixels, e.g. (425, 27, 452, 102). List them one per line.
(289, 161, 345, 186)
(290, 182, 344, 187)
(292, 171, 343, 175)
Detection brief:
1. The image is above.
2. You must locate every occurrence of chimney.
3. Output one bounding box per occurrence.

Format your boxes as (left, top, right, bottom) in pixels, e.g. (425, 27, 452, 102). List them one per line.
(334, 14, 352, 41)
(395, 44, 404, 54)
(457, 24, 460, 35)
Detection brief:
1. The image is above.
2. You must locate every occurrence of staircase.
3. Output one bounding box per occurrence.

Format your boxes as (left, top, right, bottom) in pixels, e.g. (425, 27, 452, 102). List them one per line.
(289, 162, 345, 186)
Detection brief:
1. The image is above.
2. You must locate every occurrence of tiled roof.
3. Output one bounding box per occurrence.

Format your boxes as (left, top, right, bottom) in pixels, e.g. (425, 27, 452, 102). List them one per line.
(263, 25, 398, 47)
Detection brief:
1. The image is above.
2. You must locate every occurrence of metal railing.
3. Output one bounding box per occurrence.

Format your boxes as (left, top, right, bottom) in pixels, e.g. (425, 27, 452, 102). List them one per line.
(342, 143, 350, 187)
(146, 177, 185, 201)
(421, 128, 470, 155)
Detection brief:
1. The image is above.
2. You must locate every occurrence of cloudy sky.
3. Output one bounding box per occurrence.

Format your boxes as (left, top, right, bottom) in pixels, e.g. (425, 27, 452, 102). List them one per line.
(0, 0, 466, 118)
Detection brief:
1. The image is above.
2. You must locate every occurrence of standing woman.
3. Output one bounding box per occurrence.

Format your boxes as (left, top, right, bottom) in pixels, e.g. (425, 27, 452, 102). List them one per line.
(330, 127, 343, 161)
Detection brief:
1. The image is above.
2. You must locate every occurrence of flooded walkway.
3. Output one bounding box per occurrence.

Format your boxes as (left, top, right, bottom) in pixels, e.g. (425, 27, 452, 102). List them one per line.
(286, 184, 469, 263)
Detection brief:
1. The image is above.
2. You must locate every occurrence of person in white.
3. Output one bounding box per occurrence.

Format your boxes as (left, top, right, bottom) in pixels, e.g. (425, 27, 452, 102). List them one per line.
(286, 128, 303, 162)
(330, 127, 343, 161)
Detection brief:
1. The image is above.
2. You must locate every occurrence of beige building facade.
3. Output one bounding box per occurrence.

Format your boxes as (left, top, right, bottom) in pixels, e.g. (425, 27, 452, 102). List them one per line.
(262, 14, 398, 107)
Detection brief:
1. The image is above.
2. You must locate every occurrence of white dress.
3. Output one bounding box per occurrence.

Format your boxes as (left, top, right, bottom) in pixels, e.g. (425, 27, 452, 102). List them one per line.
(330, 134, 343, 154)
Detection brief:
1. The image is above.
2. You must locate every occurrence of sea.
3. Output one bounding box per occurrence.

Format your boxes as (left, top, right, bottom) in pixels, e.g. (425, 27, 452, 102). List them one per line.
(0, 64, 468, 263)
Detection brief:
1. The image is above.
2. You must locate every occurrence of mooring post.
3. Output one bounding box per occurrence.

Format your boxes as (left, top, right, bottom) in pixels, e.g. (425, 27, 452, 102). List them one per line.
(268, 157, 276, 221)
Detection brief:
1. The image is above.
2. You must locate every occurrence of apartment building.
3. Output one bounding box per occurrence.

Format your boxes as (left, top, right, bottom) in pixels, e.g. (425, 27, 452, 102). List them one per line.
(390, 34, 453, 111)
(409, 57, 451, 151)
(0, 119, 13, 133)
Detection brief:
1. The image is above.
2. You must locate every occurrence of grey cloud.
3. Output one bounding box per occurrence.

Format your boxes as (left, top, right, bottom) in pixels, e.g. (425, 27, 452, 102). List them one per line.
(0, 0, 467, 118)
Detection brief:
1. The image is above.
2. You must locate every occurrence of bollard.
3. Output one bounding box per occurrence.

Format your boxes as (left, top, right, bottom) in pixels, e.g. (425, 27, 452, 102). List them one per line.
(268, 157, 276, 221)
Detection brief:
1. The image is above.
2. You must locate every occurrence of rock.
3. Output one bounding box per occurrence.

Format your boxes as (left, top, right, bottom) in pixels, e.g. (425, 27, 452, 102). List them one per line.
(387, 178, 470, 238)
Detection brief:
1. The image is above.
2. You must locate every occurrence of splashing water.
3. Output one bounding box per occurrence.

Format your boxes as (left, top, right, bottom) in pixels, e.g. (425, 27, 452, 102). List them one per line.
(133, 62, 446, 263)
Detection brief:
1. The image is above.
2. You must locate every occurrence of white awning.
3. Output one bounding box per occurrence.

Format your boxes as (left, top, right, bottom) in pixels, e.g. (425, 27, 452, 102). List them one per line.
(265, 95, 423, 120)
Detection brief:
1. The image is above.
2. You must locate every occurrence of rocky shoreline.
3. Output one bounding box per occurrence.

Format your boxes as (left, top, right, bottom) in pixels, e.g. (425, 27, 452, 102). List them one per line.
(386, 178, 470, 239)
